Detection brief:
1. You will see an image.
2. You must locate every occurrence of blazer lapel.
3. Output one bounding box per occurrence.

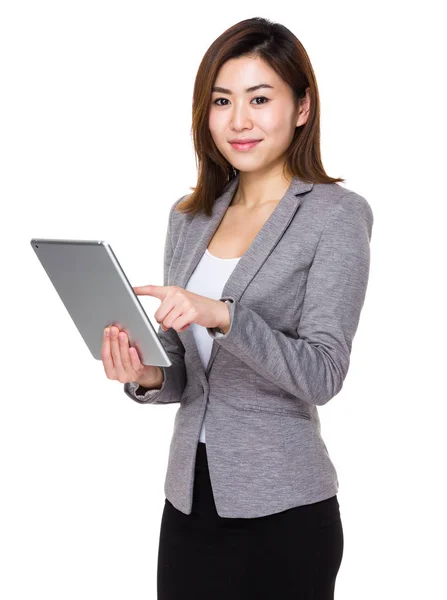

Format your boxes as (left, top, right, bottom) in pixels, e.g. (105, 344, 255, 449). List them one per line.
(171, 172, 314, 383)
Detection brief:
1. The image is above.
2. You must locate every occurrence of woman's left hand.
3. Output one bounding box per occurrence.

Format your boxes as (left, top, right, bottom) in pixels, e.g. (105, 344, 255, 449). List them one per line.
(132, 285, 230, 333)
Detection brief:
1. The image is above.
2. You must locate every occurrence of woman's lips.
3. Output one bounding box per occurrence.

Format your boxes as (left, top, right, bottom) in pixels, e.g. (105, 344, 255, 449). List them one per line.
(229, 140, 262, 151)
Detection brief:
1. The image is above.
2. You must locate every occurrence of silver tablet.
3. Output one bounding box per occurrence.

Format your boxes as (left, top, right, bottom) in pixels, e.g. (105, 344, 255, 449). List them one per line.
(30, 238, 172, 367)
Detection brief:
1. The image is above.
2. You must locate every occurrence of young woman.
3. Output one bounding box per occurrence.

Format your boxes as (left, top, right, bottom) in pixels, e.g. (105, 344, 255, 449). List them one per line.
(102, 16, 373, 600)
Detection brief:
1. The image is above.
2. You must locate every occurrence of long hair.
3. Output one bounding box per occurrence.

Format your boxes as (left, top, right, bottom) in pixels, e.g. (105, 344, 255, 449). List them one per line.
(177, 16, 345, 217)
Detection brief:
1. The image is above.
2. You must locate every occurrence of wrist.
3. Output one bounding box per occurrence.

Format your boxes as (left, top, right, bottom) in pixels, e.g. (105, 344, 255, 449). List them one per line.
(136, 367, 164, 390)
(216, 299, 231, 334)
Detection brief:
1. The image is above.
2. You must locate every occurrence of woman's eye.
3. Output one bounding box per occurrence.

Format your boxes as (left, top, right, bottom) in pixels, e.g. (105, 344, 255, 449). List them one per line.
(252, 96, 269, 105)
(213, 96, 269, 106)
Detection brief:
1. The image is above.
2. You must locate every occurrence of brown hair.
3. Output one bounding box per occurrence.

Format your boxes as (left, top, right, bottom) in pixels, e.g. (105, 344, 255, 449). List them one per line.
(177, 16, 345, 217)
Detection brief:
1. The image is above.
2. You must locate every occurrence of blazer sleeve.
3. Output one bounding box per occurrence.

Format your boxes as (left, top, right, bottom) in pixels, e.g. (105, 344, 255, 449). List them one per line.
(124, 196, 188, 404)
(206, 192, 374, 406)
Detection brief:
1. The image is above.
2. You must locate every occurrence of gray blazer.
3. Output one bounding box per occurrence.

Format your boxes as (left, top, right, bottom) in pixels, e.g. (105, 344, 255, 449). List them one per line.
(124, 173, 374, 518)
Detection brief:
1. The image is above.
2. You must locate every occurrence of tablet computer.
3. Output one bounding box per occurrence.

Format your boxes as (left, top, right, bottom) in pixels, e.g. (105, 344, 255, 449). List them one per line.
(30, 238, 172, 367)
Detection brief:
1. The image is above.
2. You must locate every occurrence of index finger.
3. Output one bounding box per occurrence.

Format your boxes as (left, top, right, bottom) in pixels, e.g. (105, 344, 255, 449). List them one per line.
(101, 327, 115, 378)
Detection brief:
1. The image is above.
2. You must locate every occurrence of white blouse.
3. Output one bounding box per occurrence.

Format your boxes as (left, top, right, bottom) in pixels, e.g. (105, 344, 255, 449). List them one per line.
(185, 248, 241, 443)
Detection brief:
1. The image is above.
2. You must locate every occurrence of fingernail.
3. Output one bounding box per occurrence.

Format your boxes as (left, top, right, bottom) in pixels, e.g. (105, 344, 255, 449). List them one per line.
(104, 328, 109, 336)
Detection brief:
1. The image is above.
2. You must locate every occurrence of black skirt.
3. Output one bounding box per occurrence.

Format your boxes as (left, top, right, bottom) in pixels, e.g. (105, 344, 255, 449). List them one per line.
(157, 441, 344, 600)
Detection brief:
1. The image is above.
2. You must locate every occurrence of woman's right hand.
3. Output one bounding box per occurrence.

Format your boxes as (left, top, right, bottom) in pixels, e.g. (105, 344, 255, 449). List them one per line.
(101, 325, 162, 386)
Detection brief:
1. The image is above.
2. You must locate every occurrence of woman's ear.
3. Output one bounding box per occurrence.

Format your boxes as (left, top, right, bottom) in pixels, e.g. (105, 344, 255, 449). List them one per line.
(296, 87, 311, 128)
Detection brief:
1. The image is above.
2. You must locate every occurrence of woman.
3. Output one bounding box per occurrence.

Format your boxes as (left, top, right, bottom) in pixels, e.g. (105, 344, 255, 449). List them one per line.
(102, 16, 373, 600)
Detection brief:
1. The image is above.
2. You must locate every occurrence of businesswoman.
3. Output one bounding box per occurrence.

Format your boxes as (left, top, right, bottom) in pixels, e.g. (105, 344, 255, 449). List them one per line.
(102, 16, 373, 600)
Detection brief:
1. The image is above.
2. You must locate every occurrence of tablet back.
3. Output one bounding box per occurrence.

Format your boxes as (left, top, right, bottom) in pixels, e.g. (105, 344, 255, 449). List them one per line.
(30, 238, 171, 367)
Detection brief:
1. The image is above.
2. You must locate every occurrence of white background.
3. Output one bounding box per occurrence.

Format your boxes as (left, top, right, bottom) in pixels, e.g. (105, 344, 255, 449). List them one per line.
(1, 1, 446, 598)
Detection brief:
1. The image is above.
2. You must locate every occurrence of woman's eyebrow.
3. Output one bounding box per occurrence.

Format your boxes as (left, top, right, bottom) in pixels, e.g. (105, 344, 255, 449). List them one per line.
(211, 83, 274, 94)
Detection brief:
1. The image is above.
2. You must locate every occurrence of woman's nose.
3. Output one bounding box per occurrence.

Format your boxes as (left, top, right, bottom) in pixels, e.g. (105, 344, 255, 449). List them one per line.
(230, 102, 253, 129)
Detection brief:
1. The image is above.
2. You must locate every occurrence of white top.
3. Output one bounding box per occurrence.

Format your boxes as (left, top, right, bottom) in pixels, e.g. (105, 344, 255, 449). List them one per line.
(185, 248, 242, 443)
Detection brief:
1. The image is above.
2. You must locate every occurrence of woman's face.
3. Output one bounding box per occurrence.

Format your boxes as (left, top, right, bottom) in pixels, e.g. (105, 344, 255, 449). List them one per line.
(209, 55, 309, 175)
